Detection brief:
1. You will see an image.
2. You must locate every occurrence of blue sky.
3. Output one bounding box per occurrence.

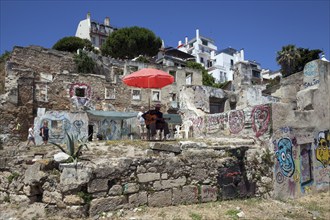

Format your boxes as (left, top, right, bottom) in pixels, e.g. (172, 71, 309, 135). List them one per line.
(1, 0, 329, 71)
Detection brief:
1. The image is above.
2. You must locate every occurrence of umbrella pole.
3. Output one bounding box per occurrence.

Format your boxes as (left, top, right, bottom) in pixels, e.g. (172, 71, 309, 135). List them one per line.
(148, 78, 151, 110)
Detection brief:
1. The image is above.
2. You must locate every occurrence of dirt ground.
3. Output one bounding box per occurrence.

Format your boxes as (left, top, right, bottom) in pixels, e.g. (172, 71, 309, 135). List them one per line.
(0, 191, 329, 220)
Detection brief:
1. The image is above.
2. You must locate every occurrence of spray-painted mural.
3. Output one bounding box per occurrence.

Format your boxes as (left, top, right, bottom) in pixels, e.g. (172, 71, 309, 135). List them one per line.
(315, 130, 330, 167)
(314, 130, 330, 189)
(276, 138, 295, 177)
(69, 83, 94, 109)
(228, 110, 245, 134)
(251, 105, 271, 138)
(188, 104, 271, 139)
(34, 111, 89, 145)
(272, 127, 329, 199)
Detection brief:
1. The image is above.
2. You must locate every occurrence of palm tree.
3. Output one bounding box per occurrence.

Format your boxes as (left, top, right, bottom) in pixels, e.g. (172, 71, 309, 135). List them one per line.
(276, 45, 301, 77)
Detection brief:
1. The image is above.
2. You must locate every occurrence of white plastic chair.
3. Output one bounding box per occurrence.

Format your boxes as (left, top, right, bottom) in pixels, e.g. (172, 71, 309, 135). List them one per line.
(174, 120, 193, 139)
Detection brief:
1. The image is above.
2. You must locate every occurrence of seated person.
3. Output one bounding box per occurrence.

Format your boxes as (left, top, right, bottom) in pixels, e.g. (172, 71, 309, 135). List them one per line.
(142, 103, 169, 139)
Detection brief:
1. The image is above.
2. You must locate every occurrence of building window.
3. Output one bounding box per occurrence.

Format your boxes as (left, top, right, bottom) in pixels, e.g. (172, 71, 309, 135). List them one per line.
(170, 93, 177, 102)
(91, 36, 96, 45)
(151, 90, 161, 101)
(200, 57, 204, 63)
(202, 39, 208, 46)
(224, 72, 227, 81)
(75, 88, 85, 97)
(220, 71, 224, 82)
(207, 60, 212, 68)
(105, 88, 116, 99)
(169, 70, 176, 82)
(230, 59, 234, 67)
(100, 38, 106, 47)
(186, 72, 192, 85)
(132, 89, 141, 100)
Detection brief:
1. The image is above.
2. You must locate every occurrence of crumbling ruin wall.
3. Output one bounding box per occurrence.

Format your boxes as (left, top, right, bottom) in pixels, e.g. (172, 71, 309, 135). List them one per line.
(0, 142, 273, 218)
(271, 60, 329, 199)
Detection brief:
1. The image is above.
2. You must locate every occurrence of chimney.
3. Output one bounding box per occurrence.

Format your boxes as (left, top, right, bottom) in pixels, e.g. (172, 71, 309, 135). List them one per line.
(104, 17, 110, 26)
(161, 40, 165, 48)
(196, 29, 200, 40)
(185, 36, 188, 45)
(240, 49, 245, 61)
(178, 40, 182, 46)
(87, 12, 91, 20)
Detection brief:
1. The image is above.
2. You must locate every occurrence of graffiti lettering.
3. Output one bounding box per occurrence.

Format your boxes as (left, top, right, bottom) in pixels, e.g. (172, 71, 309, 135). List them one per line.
(303, 79, 320, 88)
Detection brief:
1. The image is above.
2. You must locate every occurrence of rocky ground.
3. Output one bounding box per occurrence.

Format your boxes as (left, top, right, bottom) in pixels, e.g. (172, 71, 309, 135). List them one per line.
(0, 191, 329, 220)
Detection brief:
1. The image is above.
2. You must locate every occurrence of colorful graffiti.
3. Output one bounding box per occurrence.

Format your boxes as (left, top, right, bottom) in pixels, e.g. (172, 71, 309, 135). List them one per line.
(205, 113, 228, 133)
(228, 110, 245, 134)
(251, 105, 271, 138)
(300, 144, 313, 184)
(276, 138, 295, 177)
(69, 83, 92, 107)
(315, 130, 330, 167)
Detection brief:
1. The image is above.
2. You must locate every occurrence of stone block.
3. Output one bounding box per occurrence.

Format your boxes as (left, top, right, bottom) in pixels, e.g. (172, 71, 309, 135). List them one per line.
(42, 190, 62, 204)
(297, 88, 316, 110)
(24, 163, 47, 185)
(153, 176, 186, 190)
(150, 142, 181, 153)
(128, 191, 148, 207)
(88, 178, 108, 193)
(9, 194, 30, 204)
(148, 190, 172, 207)
(137, 172, 160, 183)
(108, 184, 122, 196)
(63, 195, 84, 205)
(172, 185, 198, 205)
(200, 185, 218, 202)
(60, 167, 92, 192)
(89, 196, 127, 217)
(123, 183, 139, 194)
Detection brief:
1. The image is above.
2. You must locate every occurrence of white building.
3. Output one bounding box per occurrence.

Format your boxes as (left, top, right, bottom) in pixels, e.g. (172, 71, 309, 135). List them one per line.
(75, 12, 117, 49)
(177, 29, 245, 83)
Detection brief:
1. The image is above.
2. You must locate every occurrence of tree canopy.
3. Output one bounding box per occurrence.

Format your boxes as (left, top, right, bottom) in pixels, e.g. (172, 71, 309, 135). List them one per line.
(52, 36, 93, 53)
(101, 26, 162, 59)
(276, 45, 322, 77)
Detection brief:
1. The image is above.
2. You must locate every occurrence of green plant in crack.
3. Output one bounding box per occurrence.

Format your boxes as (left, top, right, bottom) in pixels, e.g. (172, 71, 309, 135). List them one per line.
(50, 132, 89, 163)
(7, 172, 20, 184)
(77, 191, 92, 204)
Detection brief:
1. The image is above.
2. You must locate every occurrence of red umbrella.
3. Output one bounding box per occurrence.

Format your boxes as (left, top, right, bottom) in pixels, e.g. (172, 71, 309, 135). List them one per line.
(122, 68, 174, 89)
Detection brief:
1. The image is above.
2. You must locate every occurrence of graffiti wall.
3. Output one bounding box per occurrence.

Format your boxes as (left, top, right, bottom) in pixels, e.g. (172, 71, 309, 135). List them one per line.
(187, 104, 271, 139)
(34, 111, 89, 145)
(303, 60, 324, 89)
(272, 127, 329, 199)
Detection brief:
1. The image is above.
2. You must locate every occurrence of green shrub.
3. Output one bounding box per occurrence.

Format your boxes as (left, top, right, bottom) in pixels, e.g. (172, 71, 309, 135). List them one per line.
(52, 36, 93, 53)
(74, 51, 95, 74)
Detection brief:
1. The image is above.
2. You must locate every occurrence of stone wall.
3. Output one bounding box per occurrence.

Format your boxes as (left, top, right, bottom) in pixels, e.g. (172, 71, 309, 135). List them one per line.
(271, 60, 330, 199)
(0, 46, 203, 146)
(181, 103, 272, 141)
(0, 141, 273, 218)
